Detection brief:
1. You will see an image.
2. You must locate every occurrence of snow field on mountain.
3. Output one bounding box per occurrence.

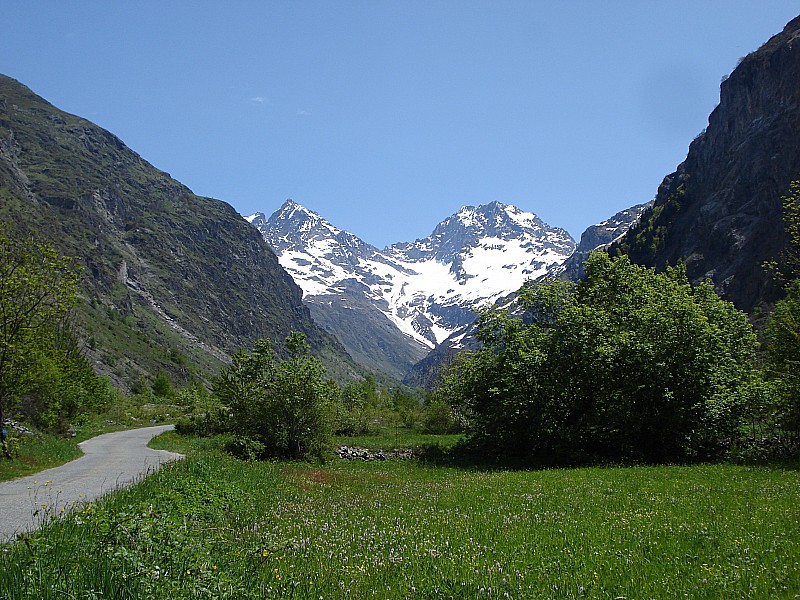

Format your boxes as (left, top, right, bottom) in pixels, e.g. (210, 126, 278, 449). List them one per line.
(253, 200, 577, 349)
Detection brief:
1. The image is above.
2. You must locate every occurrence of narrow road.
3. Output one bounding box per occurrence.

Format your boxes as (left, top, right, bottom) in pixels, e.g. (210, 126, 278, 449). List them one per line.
(0, 425, 183, 542)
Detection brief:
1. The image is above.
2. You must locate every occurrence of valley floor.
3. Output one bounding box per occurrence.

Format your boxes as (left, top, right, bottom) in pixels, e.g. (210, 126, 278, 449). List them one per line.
(1, 433, 798, 598)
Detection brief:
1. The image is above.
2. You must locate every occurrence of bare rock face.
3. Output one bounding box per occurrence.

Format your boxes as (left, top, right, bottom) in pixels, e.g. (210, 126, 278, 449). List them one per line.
(558, 202, 652, 281)
(616, 15, 800, 312)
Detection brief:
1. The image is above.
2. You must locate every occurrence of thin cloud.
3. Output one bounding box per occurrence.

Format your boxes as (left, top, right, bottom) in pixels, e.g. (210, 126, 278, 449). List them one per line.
(296, 108, 312, 116)
(250, 96, 268, 104)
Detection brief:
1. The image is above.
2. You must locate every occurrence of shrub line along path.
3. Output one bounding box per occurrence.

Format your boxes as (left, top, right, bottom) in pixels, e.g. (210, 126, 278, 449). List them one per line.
(0, 425, 182, 542)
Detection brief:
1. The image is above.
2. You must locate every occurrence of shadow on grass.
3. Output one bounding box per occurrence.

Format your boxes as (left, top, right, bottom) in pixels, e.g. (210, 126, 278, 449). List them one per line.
(416, 439, 800, 472)
(414, 440, 596, 471)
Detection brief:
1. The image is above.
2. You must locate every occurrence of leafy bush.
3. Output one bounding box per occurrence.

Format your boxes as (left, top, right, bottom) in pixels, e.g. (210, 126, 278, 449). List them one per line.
(213, 333, 339, 460)
(763, 280, 800, 438)
(224, 434, 266, 461)
(421, 393, 463, 435)
(439, 252, 759, 463)
(336, 376, 384, 436)
(761, 182, 800, 446)
(173, 384, 230, 436)
(152, 371, 175, 399)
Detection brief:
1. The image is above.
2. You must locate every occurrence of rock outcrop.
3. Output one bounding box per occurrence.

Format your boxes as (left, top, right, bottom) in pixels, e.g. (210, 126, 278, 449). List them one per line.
(615, 15, 800, 312)
(558, 202, 652, 281)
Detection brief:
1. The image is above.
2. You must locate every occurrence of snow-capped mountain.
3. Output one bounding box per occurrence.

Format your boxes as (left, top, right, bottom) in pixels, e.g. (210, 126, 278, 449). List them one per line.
(405, 201, 653, 388)
(247, 200, 575, 379)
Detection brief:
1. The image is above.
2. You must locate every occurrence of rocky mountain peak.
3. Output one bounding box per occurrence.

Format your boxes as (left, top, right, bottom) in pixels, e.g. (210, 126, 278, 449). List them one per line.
(389, 201, 575, 267)
(452, 200, 543, 232)
(556, 201, 652, 281)
(253, 200, 377, 266)
(248, 199, 576, 378)
(244, 211, 267, 228)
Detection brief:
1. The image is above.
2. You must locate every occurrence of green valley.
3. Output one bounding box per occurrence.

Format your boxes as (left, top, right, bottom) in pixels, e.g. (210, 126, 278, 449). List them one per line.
(2, 435, 798, 599)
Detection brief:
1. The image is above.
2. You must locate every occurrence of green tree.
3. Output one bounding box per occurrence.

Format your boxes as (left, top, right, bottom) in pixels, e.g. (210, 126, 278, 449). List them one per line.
(337, 375, 381, 435)
(0, 226, 80, 457)
(559, 254, 756, 459)
(421, 390, 462, 434)
(152, 371, 175, 399)
(392, 388, 422, 428)
(213, 339, 275, 443)
(762, 182, 800, 440)
(780, 181, 800, 280)
(272, 332, 339, 459)
(20, 318, 114, 431)
(764, 281, 800, 437)
(213, 333, 338, 460)
(439, 253, 758, 462)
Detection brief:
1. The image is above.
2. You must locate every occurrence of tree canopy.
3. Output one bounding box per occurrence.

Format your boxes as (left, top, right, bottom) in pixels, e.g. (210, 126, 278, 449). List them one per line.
(0, 226, 82, 456)
(213, 332, 338, 460)
(763, 182, 800, 438)
(439, 252, 758, 463)
(780, 181, 800, 281)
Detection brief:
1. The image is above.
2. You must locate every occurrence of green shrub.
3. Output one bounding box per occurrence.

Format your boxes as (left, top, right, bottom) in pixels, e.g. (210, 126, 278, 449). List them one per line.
(213, 333, 338, 460)
(151, 371, 175, 399)
(764, 280, 800, 439)
(224, 434, 266, 461)
(440, 253, 759, 463)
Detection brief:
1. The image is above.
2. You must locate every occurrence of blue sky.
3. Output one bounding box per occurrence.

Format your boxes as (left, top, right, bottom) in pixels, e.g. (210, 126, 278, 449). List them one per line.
(2, 2, 798, 248)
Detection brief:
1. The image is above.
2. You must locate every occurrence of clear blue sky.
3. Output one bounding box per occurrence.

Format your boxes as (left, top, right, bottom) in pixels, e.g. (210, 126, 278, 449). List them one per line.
(2, 2, 798, 248)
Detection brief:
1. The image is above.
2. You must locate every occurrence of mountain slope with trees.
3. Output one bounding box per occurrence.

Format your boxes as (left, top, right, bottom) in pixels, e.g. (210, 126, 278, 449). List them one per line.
(0, 74, 354, 390)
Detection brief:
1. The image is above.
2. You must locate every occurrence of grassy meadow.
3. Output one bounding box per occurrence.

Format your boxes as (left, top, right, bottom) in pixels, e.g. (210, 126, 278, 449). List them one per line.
(0, 433, 83, 482)
(1, 432, 799, 599)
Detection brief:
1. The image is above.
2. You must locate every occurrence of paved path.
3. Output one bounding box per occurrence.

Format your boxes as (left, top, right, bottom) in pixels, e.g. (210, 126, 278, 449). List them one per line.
(0, 425, 183, 542)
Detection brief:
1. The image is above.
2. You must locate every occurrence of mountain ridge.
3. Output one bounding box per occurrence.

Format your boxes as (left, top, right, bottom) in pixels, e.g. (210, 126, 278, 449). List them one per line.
(249, 199, 576, 378)
(613, 15, 800, 313)
(0, 73, 357, 389)
(407, 13, 800, 388)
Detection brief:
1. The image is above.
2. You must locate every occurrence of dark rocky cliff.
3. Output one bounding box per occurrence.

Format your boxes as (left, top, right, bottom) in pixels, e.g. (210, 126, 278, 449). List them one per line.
(615, 15, 800, 313)
(0, 74, 354, 388)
